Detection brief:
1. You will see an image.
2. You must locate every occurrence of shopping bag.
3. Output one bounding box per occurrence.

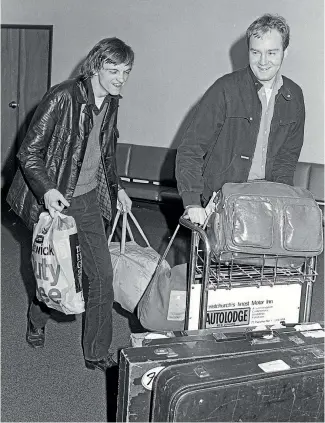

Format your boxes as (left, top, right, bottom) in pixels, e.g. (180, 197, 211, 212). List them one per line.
(32, 212, 84, 315)
(138, 225, 188, 331)
(108, 210, 170, 313)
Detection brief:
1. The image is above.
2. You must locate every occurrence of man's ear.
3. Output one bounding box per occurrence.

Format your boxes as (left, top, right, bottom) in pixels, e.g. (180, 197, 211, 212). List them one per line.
(283, 47, 289, 59)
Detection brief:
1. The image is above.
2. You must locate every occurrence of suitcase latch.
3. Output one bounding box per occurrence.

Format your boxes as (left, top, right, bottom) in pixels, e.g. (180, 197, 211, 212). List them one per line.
(154, 347, 179, 358)
(194, 365, 210, 378)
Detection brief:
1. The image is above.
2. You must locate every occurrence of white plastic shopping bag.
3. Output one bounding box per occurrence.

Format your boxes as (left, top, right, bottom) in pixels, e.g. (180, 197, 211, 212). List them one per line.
(32, 212, 84, 314)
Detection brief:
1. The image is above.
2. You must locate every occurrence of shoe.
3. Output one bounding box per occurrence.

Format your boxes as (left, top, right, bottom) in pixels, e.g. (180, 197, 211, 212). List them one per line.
(85, 354, 117, 372)
(26, 318, 45, 348)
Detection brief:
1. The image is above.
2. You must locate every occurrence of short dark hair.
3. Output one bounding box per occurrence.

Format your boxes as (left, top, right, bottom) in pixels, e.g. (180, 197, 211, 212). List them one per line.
(246, 14, 290, 50)
(80, 37, 134, 78)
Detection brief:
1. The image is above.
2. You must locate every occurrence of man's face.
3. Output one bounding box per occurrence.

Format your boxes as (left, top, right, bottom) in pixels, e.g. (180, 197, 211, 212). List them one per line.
(93, 62, 132, 97)
(249, 29, 287, 86)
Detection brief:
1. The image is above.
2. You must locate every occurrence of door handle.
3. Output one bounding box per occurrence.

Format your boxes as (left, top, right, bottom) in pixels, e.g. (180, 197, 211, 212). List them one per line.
(9, 101, 18, 109)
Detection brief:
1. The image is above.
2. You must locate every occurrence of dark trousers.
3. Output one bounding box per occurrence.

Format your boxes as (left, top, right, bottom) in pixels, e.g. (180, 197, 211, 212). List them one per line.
(29, 189, 114, 361)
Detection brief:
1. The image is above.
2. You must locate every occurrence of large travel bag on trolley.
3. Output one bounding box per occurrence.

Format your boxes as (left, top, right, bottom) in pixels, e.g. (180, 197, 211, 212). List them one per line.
(206, 181, 323, 268)
(116, 323, 324, 422)
(151, 336, 324, 422)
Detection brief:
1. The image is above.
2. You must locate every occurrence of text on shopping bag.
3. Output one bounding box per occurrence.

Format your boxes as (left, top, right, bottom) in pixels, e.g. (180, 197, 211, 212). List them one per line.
(32, 232, 82, 304)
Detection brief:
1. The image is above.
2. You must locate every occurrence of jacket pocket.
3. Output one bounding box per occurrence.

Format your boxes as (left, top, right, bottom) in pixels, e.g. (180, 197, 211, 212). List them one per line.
(226, 114, 251, 121)
(271, 118, 296, 131)
(279, 118, 296, 125)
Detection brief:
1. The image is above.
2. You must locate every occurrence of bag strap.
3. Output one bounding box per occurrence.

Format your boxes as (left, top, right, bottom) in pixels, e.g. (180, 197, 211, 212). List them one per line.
(151, 204, 212, 274)
(107, 210, 151, 251)
(155, 224, 180, 270)
(127, 211, 151, 247)
(121, 212, 127, 254)
(126, 219, 135, 242)
(146, 195, 214, 272)
(107, 210, 121, 246)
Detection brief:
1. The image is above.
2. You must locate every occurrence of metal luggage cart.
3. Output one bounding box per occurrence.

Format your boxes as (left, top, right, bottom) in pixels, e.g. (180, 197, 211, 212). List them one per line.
(179, 216, 318, 331)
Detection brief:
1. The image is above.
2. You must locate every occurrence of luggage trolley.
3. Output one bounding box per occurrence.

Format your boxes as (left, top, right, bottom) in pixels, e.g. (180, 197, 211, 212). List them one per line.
(179, 216, 318, 331)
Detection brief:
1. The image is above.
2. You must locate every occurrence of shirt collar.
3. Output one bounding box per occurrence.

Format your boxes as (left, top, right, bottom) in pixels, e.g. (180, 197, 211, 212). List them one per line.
(269, 71, 283, 96)
(247, 65, 292, 101)
(85, 78, 122, 114)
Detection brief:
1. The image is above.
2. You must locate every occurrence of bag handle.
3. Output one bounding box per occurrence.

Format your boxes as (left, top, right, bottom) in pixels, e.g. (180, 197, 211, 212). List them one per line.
(127, 210, 151, 247)
(155, 224, 180, 270)
(107, 210, 135, 245)
(107, 210, 151, 252)
(107, 210, 121, 245)
(126, 219, 134, 242)
(121, 212, 127, 254)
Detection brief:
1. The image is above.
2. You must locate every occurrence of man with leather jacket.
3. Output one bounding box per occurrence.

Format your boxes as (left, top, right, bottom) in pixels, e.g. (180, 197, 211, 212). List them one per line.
(7, 37, 134, 372)
(176, 14, 305, 225)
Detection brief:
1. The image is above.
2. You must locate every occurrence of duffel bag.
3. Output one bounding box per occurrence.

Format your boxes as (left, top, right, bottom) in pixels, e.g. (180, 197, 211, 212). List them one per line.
(138, 225, 188, 331)
(108, 210, 170, 313)
(206, 181, 323, 266)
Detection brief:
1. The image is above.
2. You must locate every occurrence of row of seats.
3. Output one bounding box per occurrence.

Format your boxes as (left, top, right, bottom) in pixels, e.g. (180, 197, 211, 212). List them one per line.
(116, 143, 325, 204)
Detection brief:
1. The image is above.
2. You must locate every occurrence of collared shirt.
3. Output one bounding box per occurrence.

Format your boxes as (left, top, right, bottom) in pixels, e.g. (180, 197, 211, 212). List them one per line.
(86, 78, 121, 115)
(248, 72, 283, 181)
(73, 104, 108, 198)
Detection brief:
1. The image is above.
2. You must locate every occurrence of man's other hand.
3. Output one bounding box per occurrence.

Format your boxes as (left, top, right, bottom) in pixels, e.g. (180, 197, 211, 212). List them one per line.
(117, 189, 132, 213)
(184, 206, 207, 225)
(44, 189, 70, 218)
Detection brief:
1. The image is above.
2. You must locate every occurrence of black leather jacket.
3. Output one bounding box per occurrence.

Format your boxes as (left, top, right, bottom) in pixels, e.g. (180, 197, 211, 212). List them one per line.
(7, 77, 121, 230)
(176, 66, 305, 207)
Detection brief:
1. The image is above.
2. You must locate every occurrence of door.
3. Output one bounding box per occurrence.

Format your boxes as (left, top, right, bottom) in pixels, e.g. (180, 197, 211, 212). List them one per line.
(1, 25, 52, 195)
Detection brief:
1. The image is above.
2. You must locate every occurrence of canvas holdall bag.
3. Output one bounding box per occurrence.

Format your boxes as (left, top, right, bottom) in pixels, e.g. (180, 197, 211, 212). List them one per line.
(137, 224, 188, 331)
(206, 181, 323, 267)
(108, 210, 169, 313)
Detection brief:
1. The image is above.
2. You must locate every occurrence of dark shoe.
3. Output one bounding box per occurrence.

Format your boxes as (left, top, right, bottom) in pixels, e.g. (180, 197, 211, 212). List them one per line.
(85, 354, 117, 372)
(26, 318, 45, 348)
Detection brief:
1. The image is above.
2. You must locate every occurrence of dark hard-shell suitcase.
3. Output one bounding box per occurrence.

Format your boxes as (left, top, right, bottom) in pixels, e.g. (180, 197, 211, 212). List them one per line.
(116, 323, 324, 422)
(129, 329, 219, 347)
(130, 322, 323, 347)
(129, 326, 259, 348)
(151, 342, 324, 422)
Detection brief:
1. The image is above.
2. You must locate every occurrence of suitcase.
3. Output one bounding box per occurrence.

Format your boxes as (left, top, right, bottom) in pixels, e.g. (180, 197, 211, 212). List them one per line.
(130, 322, 323, 347)
(151, 340, 324, 422)
(116, 323, 324, 422)
(129, 328, 229, 347)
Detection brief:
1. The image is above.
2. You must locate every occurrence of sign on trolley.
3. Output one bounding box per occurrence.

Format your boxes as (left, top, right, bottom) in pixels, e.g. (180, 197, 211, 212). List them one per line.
(188, 283, 302, 330)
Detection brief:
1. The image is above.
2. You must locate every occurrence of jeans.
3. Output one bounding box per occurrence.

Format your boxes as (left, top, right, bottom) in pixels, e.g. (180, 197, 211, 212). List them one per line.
(29, 189, 114, 361)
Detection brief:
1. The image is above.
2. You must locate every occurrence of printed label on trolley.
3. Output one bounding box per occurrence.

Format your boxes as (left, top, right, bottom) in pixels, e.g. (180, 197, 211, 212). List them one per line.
(206, 307, 250, 327)
(188, 284, 302, 330)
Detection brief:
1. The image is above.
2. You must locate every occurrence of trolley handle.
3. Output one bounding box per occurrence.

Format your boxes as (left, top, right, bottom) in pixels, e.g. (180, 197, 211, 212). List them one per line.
(179, 216, 212, 256)
(179, 215, 206, 233)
